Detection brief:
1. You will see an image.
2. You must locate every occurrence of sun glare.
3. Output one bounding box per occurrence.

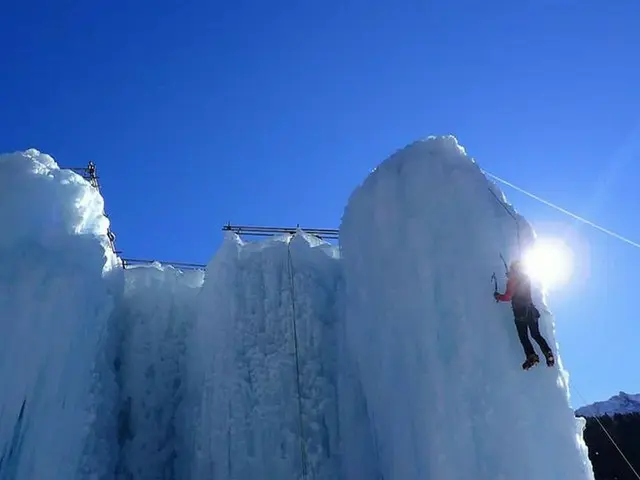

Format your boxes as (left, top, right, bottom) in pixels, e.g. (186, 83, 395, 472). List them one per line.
(522, 238, 573, 289)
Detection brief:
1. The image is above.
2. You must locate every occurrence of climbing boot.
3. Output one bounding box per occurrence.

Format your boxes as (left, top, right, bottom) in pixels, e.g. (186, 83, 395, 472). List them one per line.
(522, 353, 540, 370)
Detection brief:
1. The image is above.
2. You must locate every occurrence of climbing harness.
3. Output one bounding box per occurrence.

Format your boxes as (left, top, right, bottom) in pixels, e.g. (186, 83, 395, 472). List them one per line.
(286, 235, 310, 479)
(484, 171, 640, 479)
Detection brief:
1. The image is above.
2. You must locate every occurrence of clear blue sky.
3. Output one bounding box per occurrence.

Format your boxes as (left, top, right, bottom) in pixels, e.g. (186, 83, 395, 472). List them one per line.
(1, 0, 639, 406)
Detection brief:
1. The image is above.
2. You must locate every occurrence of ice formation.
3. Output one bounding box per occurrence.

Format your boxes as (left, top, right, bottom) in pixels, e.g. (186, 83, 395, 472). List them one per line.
(0, 138, 595, 479)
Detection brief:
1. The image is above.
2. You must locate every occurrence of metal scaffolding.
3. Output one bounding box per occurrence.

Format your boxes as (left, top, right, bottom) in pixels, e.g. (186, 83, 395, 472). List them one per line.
(69, 161, 118, 254)
(62, 163, 339, 271)
(121, 258, 206, 270)
(222, 223, 339, 240)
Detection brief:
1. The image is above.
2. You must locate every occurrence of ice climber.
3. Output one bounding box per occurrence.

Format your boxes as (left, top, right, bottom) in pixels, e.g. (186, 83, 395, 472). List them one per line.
(494, 260, 555, 370)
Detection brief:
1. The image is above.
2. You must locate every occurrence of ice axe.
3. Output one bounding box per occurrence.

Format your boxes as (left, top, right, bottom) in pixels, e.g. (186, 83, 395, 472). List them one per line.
(499, 253, 509, 275)
(492, 252, 509, 303)
(491, 272, 499, 302)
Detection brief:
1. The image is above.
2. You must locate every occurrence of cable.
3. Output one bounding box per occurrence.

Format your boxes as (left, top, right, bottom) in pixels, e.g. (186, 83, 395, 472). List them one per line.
(484, 171, 640, 250)
(487, 183, 522, 256)
(286, 237, 310, 479)
(573, 387, 640, 480)
(485, 170, 640, 479)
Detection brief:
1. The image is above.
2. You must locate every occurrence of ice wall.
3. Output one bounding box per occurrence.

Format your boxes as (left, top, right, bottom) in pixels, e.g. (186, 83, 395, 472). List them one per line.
(0, 150, 212, 479)
(0, 150, 119, 479)
(1, 139, 598, 480)
(340, 136, 594, 479)
(186, 233, 344, 480)
(112, 264, 204, 480)
(0, 148, 359, 480)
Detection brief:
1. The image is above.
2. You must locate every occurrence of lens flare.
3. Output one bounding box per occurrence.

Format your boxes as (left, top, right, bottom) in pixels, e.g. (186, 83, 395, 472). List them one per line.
(522, 238, 573, 289)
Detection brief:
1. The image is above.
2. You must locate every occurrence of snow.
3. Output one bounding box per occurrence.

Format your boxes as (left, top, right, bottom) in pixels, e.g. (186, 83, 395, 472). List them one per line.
(0, 150, 205, 479)
(576, 392, 640, 418)
(0, 149, 120, 479)
(0, 149, 116, 262)
(340, 136, 594, 479)
(112, 263, 203, 479)
(0, 138, 597, 479)
(186, 231, 343, 479)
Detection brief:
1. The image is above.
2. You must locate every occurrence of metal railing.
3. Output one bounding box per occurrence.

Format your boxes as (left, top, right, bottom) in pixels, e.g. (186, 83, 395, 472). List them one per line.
(63, 163, 339, 271)
(222, 223, 339, 240)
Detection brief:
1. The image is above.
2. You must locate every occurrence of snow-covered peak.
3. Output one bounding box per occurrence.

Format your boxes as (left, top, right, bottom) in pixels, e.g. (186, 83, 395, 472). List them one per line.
(576, 392, 640, 418)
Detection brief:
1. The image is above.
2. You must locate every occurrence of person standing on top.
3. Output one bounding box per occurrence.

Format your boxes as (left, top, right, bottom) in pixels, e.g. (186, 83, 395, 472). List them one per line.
(494, 260, 555, 370)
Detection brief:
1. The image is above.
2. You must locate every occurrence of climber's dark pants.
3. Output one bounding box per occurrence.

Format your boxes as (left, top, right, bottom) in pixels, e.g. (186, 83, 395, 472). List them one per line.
(513, 305, 551, 358)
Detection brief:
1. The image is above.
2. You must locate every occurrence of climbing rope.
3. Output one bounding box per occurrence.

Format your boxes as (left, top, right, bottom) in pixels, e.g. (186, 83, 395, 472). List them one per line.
(573, 386, 640, 480)
(487, 184, 522, 257)
(484, 170, 640, 251)
(286, 236, 310, 479)
(485, 170, 640, 478)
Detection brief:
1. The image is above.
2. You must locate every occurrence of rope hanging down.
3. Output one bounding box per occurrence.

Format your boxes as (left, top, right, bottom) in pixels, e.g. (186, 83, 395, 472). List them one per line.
(573, 387, 640, 480)
(286, 237, 310, 479)
(485, 170, 640, 479)
(484, 170, 640, 251)
(487, 184, 522, 257)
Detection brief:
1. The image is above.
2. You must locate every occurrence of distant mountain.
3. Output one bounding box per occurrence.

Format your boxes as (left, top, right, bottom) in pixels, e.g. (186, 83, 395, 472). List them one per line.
(577, 392, 640, 480)
(577, 392, 640, 418)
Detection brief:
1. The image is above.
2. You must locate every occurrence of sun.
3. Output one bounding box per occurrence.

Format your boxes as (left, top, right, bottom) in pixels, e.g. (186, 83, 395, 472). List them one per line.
(522, 238, 573, 289)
